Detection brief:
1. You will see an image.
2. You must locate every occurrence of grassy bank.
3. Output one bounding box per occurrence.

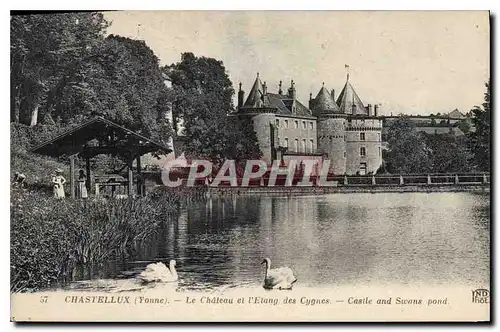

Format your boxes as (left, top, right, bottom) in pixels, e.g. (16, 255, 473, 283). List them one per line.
(10, 186, 207, 293)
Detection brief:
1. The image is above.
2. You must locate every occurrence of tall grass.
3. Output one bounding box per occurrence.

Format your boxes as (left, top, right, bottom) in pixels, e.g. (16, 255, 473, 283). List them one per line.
(10, 186, 205, 293)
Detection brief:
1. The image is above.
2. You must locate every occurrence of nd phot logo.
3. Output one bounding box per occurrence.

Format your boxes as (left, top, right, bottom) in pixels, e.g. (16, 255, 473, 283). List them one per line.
(472, 288, 490, 304)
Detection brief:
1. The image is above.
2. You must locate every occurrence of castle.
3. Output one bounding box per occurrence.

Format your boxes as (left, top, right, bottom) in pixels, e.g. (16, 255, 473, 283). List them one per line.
(235, 73, 384, 175)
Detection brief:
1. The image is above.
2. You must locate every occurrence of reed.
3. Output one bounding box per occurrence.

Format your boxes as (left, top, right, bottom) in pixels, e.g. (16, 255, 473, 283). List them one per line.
(10, 186, 202, 293)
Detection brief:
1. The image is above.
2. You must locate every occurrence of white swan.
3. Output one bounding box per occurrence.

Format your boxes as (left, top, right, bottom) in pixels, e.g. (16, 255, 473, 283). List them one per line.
(261, 258, 297, 290)
(138, 260, 178, 283)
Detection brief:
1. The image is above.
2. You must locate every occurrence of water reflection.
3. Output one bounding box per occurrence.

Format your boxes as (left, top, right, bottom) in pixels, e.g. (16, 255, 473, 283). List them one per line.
(71, 192, 490, 291)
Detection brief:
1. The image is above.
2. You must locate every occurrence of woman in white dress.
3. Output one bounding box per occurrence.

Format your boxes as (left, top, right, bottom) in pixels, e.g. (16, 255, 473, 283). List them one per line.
(52, 169, 66, 199)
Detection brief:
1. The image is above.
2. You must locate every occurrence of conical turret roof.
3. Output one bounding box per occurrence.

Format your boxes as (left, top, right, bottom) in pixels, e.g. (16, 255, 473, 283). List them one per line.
(336, 76, 366, 115)
(311, 85, 341, 115)
(243, 74, 266, 108)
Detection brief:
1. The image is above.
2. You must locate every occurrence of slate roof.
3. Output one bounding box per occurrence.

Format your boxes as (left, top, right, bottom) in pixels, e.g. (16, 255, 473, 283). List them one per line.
(267, 93, 312, 117)
(310, 86, 341, 115)
(243, 75, 267, 108)
(336, 77, 366, 115)
(240, 74, 312, 117)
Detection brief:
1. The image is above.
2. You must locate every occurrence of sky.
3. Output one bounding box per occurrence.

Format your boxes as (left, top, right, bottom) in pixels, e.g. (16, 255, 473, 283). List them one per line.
(104, 11, 490, 116)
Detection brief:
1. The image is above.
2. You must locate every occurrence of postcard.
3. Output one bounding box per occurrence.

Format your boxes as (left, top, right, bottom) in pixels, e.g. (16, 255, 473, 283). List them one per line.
(10, 10, 490, 322)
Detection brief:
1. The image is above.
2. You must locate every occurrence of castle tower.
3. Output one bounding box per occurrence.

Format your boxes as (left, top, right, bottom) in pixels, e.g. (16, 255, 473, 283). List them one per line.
(238, 73, 276, 163)
(336, 74, 383, 175)
(310, 83, 347, 174)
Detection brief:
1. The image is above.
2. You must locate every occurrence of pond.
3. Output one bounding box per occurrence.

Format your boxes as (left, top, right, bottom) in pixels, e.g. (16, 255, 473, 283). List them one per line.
(69, 192, 490, 292)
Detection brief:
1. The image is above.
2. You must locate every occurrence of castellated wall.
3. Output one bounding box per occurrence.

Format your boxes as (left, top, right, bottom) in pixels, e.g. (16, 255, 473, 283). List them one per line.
(316, 115, 347, 175)
(345, 118, 383, 175)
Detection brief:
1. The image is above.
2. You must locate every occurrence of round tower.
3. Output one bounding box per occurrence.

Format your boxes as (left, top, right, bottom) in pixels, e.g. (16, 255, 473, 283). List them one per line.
(311, 84, 346, 175)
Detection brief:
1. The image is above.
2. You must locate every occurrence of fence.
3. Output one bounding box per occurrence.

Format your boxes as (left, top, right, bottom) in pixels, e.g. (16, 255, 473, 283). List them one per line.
(338, 173, 490, 187)
(155, 171, 490, 188)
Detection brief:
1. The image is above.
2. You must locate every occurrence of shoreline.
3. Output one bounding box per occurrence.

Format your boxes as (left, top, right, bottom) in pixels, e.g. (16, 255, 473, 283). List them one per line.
(207, 185, 490, 196)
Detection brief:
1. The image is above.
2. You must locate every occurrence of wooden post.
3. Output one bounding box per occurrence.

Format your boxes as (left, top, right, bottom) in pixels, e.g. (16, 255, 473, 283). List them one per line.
(85, 156, 91, 193)
(483, 173, 488, 184)
(344, 175, 348, 186)
(70, 155, 76, 199)
(399, 175, 404, 185)
(136, 155, 142, 196)
(427, 174, 432, 185)
(371, 175, 376, 185)
(127, 156, 134, 197)
(455, 174, 459, 185)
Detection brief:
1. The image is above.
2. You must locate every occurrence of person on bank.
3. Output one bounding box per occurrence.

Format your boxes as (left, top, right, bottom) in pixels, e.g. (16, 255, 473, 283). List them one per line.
(77, 169, 88, 199)
(52, 168, 66, 199)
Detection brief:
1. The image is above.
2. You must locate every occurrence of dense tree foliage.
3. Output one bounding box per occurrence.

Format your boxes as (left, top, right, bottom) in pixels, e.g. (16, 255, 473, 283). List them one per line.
(384, 117, 432, 174)
(384, 116, 478, 174)
(11, 13, 109, 126)
(423, 133, 472, 173)
(468, 80, 491, 171)
(166, 53, 261, 165)
(11, 13, 173, 146)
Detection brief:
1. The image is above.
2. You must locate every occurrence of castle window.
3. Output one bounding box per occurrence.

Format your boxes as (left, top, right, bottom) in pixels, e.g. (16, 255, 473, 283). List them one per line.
(284, 138, 288, 148)
(344, 151, 346, 158)
(379, 147, 381, 156)
(360, 147, 366, 156)
(295, 120, 299, 129)
(302, 121, 306, 129)
(294, 139, 299, 152)
(285, 120, 289, 128)
(348, 119, 352, 125)
(378, 133, 381, 141)
(360, 132, 365, 141)
(276, 119, 279, 127)
(302, 139, 306, 152)
(310, 139, 314, 152)
(277, 137, 280, 146)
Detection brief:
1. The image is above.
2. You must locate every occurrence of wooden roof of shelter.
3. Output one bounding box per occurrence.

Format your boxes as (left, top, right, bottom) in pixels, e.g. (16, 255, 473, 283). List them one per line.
(31, 116, 172, 159)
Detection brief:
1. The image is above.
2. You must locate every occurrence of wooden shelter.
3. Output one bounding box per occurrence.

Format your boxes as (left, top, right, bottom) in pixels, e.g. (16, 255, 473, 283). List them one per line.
(31, 116, 171, 198)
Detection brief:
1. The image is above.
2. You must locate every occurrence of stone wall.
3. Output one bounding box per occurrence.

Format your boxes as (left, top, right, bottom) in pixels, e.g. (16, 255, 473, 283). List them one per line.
(316, 115, 347, 175)
(274, 115, 317, 154)
(345, 117, 383, 175)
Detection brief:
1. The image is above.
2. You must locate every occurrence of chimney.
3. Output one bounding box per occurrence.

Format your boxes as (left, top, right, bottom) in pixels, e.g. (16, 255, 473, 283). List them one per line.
(367, 104, 373, 116)
(263, 81, 267, 95)
(331, 89, 335, 102)
(278, 80, 283, 95)
(288, 80, 296, 99)
(374, 104, 379, 117)
(238, 82, 245, 109)
(308, 92, 313, 110)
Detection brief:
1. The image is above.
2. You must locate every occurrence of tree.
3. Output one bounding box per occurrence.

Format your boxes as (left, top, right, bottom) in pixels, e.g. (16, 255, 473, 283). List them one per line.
(385, 117, 432, 174)
(468, 80, 490, 171)
(167, 53, 261, 165)
(86, 35, 173, 144)
(423, 133, 472, 173)
(457, 119, 471, 134)
(10, 13, 109, 126)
